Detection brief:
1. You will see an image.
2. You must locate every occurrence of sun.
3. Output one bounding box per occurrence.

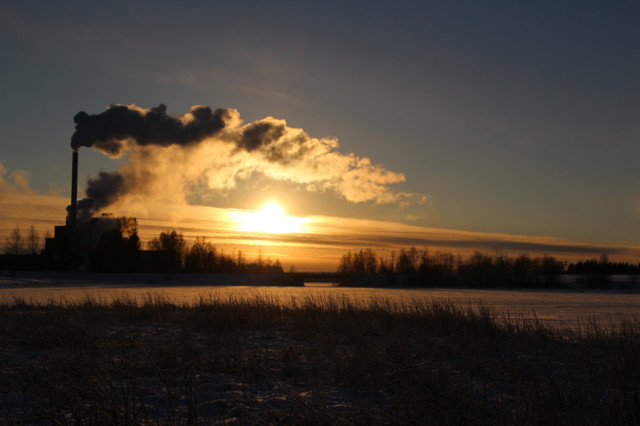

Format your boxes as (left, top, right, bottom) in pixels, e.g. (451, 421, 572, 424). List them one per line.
(233, 201, 306, 234)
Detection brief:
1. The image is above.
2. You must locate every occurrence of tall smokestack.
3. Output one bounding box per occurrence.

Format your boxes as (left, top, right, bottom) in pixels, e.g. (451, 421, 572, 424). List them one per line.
(69, 149, 78, 270)
(70, 149, 78, 228)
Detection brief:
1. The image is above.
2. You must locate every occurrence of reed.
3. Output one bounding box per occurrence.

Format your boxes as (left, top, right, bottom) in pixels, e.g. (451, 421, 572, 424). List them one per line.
(0, 294, 638, 424)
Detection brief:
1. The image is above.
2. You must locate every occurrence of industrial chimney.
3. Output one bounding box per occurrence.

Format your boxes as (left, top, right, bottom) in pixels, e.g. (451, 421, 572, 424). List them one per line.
(69, 149, 78, 270)
(70, 149, 78, 228)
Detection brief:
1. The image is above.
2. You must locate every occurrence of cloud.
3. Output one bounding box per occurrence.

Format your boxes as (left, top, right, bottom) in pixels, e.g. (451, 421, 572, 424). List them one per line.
(0, 163, 34, 195)
(71, 104, 427, 220)
(0, 164, 67, 246)
(0, 163, 7, 188)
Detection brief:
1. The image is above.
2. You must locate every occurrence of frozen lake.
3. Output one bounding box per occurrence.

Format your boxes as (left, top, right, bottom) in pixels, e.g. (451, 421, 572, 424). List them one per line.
(1, 272, 639, 330)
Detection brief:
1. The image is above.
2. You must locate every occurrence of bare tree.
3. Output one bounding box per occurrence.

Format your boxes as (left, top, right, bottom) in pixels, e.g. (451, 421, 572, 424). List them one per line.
(147, 229, 186, 271)
(27, 225, 40, 255)
(236, 250, 245, 272)
(5, 226, 23, 255)
(185, 236, 217, 272)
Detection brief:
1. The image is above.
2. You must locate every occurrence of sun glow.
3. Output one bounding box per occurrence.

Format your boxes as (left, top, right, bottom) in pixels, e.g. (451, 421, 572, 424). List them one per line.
(232, 202, 306, 234)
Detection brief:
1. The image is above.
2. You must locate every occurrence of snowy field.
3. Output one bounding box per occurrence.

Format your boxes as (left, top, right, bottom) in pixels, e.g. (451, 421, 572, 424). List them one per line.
(1, 272, 639, 330)
(2, 272, 640, 423)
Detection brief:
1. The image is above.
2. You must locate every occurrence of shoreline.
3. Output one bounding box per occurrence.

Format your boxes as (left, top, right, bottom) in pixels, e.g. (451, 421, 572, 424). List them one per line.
(1, 270, 639, 293)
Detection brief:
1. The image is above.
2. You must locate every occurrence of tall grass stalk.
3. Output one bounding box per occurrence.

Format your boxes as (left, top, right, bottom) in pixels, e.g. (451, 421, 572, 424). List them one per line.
(0, 294, 638, 424)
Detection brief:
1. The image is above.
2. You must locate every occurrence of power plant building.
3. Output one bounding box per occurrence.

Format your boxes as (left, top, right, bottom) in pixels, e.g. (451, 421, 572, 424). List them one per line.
(45, 215, 140, 272)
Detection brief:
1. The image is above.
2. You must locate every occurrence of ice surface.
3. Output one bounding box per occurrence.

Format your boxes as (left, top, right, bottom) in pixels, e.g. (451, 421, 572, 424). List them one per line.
(1, 272, 639, 330)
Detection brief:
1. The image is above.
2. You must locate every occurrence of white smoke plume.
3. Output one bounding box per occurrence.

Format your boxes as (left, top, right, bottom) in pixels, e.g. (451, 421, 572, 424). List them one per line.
(71, 104, 427, 219)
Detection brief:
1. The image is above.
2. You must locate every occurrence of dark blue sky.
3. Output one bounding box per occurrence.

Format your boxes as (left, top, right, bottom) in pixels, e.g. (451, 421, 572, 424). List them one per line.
(1, 1, 639, 246)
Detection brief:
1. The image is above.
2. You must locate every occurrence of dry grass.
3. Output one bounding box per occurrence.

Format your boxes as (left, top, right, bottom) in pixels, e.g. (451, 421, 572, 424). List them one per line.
(0, 293, 638, 424)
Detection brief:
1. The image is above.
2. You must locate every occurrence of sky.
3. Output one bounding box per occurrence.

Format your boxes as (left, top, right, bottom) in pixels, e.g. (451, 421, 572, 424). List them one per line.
(1, 1, 639, 270)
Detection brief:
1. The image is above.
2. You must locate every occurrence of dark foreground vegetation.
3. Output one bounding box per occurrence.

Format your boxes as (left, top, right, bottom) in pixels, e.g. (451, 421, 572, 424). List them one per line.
(0, 295, 639, 424)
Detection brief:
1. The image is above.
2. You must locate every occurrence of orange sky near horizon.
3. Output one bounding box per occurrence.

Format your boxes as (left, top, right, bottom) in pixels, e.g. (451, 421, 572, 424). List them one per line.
(1, 190, 638, 272)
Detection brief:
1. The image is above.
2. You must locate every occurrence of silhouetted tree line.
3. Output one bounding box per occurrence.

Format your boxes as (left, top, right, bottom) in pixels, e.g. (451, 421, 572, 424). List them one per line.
(338, 248, 640, 288)
(1, 225, 46, 274)
(3, 224, 285, 275)
(3, 225, 43, 256)
(338, 248, 565, 287)
(566, 253, 640, 288)
(146, 230, 284, 274)
(566, 254, 640, 276)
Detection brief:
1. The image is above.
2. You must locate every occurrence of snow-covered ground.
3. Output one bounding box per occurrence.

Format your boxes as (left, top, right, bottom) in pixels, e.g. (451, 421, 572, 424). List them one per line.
(1, 271, 639, 330)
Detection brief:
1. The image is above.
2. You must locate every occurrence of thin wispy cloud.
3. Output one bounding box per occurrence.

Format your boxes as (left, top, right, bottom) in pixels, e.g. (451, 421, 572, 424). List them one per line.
(155, 66, 299, 103)
(0, 163, 33, 195)
(127, 204, 640, 269)
(0, 163, 67, 237)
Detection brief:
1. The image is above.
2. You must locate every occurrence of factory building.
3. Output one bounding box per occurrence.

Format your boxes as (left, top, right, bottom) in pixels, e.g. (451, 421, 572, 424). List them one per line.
(45, 215, 140, 272)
